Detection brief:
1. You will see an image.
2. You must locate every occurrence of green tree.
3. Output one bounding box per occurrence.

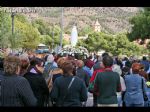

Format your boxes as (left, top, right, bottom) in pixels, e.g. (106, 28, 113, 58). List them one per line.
(0, 9, 11, 48)
(40, 35, 52, 48)
(128, 8, 150, 41)
(39, 24, 68, 49)
(32, 19, 51, 35)
(15, 17, 41, 50)
(114, 33, 143, 56)
(78, 25, 93, 36)
(78, 31, 146, 56)
(8, 32, 23, 50)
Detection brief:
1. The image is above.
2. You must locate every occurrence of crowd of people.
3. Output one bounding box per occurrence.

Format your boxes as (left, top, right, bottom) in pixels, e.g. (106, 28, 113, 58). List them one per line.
(0, 51, 150, 107)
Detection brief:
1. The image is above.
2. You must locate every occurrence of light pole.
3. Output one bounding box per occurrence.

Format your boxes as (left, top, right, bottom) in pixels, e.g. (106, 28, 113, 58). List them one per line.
(11, 12, 15, 53)
(11, 12, 15, 35)
(60, 7, 64, 50)
(52, 23, 54, 52)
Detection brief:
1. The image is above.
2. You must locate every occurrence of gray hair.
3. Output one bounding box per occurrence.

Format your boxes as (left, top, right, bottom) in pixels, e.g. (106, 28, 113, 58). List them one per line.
(19, 53, 29, 62)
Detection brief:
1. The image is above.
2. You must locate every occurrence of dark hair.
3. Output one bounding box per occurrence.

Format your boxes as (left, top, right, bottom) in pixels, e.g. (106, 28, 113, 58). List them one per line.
(20, 60, 30, 70)
(88, 55, 92, 59)
(28, 58, 43, 72)
(102, 56, 113, 67)
(30, 58, 43, 67)
(61, 60, 73, 75)
(122, 66, 130, 76)
(74, 53, 80, 60)
(125, 60, 132, 68)
(52, 52, 56, 56)
(44, 55, 49, 62)
(0, 58, 4, 70)
(102, 52, 109, 58)
(143, 56, 147, 60)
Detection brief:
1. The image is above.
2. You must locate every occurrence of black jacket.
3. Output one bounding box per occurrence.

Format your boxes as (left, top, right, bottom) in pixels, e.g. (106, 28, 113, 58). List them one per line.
(0, 73, 37, 106)
(24, 72, 49, 106)
(51, 75, 87, 107)
(76, 68, 90, 87)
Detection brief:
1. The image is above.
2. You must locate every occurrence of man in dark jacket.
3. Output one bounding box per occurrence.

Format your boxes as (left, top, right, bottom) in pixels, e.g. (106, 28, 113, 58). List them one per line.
(90, 52, 109, 107)
(94, 56, 121, 107)
(0, 56, 37, 106)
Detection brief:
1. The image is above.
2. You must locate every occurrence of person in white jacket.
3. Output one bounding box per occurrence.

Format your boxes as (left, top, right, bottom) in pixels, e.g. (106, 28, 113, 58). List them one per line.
(112, 64, 126, 107)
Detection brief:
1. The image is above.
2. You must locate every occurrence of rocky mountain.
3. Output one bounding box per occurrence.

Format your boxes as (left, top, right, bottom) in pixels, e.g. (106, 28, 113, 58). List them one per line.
(4, 7, 142, 34)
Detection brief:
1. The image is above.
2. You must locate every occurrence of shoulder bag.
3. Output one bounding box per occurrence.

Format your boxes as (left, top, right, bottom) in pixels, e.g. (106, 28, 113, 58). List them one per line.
(60, 76, 75, 106)
(141, 78, 148, 101)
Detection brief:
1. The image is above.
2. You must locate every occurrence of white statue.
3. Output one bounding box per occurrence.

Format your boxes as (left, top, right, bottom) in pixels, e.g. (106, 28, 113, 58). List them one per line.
(71, 25, 78, 47)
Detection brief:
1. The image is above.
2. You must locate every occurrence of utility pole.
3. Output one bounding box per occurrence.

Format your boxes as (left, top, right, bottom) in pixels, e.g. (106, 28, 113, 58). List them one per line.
(60, 7, 63, 50)
(11, 12, 15, 53)
(11, 12, 15, 35)
(52, 23, 54, 52)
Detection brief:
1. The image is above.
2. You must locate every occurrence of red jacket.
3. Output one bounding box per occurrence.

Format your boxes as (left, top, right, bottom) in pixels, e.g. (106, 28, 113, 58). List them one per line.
(89, 67, 111, 95)
(90, 68, 105, 83)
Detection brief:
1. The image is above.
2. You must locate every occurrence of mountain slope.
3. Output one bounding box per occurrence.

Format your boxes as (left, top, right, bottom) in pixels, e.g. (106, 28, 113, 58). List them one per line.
(5, 7, 141, 34)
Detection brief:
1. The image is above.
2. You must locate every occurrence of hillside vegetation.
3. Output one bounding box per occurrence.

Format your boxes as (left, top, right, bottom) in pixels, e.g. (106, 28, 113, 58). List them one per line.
(16, 7, 141, 34)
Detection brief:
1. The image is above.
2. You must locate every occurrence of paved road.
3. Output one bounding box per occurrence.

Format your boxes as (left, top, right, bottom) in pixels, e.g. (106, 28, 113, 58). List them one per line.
(85, 88, 150, 107)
